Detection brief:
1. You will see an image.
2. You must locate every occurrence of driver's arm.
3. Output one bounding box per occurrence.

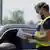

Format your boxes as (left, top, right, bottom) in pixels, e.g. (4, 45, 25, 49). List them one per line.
(33, 18, 50, 41)
(32, 25, 44, 41)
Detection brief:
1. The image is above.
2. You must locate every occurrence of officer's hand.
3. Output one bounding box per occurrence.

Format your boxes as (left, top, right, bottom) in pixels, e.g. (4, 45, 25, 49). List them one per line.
(24, 33, 32, 39)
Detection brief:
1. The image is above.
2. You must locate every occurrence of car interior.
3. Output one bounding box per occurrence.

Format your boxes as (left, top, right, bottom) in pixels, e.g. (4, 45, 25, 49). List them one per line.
(0, 29, 23, 50)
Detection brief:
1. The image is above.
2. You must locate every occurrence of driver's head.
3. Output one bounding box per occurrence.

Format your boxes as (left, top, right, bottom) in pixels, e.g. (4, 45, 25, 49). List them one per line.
(35, 2, 49, 19)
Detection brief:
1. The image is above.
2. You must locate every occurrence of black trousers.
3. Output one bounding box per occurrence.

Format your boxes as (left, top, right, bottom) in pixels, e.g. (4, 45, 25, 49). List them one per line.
(38, 46, 50, 50)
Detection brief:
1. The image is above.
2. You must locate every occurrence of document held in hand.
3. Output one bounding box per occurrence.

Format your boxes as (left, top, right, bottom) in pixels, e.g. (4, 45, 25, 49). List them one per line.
(17, 28, 32, 39)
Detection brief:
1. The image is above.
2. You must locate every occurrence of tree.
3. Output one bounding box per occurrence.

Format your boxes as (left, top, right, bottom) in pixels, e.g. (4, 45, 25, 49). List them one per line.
(3, 10, 25, 25)
(11, 10, 25, 24)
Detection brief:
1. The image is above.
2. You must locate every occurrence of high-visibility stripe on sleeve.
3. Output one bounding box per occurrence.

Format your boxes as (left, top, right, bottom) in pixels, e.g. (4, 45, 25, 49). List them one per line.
(34, 31, 40, 37)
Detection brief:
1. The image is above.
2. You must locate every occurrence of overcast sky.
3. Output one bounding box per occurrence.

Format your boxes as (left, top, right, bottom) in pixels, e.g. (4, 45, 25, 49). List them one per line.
(3, 0, 50, 23)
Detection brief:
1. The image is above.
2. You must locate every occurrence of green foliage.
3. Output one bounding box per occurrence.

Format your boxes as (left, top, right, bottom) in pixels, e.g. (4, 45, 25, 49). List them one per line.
(11, 10, 25, 24)
(3, 10, 25, 25)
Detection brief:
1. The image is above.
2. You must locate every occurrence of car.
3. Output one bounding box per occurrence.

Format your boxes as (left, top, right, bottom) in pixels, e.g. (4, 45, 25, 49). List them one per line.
(0, 24, 36, 50)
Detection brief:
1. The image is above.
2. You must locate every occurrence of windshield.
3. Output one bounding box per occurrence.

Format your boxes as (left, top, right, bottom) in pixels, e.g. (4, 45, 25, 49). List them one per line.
(2, 0, 40, 28)
(0, 0, 48, 27)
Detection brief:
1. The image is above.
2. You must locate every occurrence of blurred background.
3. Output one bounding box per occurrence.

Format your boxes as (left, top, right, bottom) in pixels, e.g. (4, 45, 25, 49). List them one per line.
(2, 0, 50, 25)
(0, 0, 50, 49)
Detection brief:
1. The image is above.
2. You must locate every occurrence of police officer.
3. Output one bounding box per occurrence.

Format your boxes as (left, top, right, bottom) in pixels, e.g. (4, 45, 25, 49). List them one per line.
(34, 2, 50, 50)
